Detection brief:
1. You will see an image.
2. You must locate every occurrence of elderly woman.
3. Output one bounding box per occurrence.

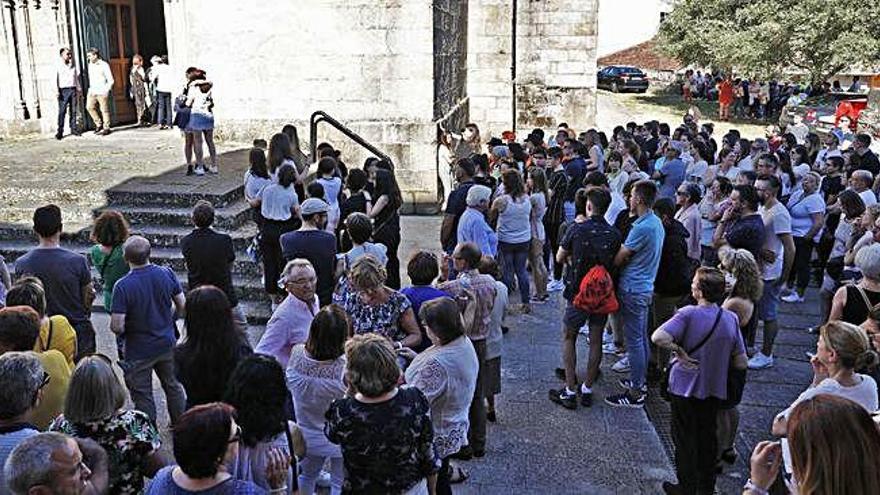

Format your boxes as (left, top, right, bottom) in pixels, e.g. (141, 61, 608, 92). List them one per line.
(771, 320, 878, 438)
(49, 355, 166, 494)
(325, 334, 439, 494)
(286, 305, 349, 495)
(255, 259, 318, 367)
(457, 184, 498, 257)
(402, 298, 478, 493)
(651, 267, 748, 495)
(830, 244, 880, 325)
(146, 403, 289, 494)
(749, 395, 880, 495)
(675, 182, 703, 264)
(715, 248, 763, 469)
(332, 255, 421, 349)
(782, 171, 826, 303)
(224, 355, 300, 492)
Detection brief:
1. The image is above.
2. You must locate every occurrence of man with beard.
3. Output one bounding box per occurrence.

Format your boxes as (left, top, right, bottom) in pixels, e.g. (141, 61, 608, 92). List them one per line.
(281, 198, 337, 306)
(748, 175, 795, 370)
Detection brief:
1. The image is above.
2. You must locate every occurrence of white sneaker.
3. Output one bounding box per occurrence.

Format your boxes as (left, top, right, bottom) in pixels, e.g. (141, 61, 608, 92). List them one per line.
(316, 470, 331, 488)
(612, 356, 630, 373)
(602, 342, 619, 355)
(748, 352, 774, 370)
(602, 331, 614, 345)
(781, 292, 804, 303)
(207, 165, 219, 174)
(193, 165, 206, 176)
(547, 279, 564, 292)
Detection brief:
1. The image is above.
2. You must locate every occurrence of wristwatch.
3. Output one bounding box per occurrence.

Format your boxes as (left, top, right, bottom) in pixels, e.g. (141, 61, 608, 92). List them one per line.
(743, 479, 769, 495)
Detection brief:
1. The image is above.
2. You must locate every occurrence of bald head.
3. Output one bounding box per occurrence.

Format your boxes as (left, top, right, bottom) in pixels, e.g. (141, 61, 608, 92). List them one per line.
(123, 235, 151, 266)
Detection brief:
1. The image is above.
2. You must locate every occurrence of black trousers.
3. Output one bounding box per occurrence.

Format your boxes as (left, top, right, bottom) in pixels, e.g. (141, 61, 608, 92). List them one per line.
(373, 222, 401, 289)
(57, 87, 77, 136)
(671, 394, 720, 495)
(435, 456, 452, 495)
(789, 236, 814, 292)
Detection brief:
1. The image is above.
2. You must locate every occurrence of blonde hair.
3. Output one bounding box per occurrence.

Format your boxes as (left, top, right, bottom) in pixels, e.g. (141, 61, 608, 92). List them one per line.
(344, 334, 399, 398)
(64, 355, 126, 423)
(348, 255, 387, 291)
(719, 247, 763, 302)
(820, 320, 879, 371)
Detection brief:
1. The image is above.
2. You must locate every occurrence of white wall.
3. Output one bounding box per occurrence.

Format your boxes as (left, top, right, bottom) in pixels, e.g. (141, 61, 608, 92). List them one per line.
(597, 0, 671, 57)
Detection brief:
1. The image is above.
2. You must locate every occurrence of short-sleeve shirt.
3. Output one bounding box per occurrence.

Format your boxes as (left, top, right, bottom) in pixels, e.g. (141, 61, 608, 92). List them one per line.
(661, 305, 745, 400)
(146, 466, 267, 495)
(90, 244, 129, 310)
(244, 170, 273, 202)
(181, 228, 237, 306)
(259, 184, 300, 221)
(51, 410, 161, 495)
(724, 214, 766, 265)
(619, 212, 664, 293)
(317, 176, 343, 208)
(35, 315, 78, 370)
(658, 158, 685, 199)
(332, 280, 413, 340)
(443, 181, 474, 251)
(560, 216, 622, 301)
(759, 203, 791, 281)
(14, 247, 91, 325)
(787, 191, 825, 241)
(280, 229, 337, 306)
(111, 264, 182, 361)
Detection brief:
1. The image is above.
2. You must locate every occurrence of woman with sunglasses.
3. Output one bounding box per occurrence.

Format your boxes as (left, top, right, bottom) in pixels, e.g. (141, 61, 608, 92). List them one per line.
(146, 403, 289, 494)
(49, 354, 168, 494)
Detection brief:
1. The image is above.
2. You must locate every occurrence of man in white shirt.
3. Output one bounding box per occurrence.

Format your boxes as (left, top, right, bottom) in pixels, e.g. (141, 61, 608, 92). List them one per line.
(85, 48, 114, 135)
(149, 55, 176, 129)
(55, 48, 80, 140)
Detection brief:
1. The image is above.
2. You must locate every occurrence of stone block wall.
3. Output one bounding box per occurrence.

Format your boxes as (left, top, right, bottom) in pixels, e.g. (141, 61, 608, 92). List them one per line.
(466, 0, 513, 139)
(164, 0, 439, 209)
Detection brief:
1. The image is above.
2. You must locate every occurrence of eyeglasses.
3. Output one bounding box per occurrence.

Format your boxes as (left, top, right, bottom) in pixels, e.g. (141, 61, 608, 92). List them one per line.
(676, 190, 688, 195)
(39, 371, 51, 389)
(228, 425, 242, 444)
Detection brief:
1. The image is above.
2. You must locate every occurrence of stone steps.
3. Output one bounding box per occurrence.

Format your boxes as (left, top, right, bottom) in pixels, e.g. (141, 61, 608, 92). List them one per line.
(94, 200, 255, 231)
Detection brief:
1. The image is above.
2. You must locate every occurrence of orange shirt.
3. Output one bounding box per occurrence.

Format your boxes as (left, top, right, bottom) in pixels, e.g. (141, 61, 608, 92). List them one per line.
(719, 80, 734, 105)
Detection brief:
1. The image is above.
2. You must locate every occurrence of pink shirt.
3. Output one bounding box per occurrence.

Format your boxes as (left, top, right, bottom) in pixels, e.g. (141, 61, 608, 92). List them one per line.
(255, 294, 318, 366)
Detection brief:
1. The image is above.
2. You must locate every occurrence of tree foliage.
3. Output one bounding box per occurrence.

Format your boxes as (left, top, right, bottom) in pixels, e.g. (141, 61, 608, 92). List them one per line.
(657, 0, 880, 85)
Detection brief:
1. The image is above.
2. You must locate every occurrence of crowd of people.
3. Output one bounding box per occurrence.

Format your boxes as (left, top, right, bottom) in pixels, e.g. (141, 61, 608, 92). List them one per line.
(3, 104, 880, 494)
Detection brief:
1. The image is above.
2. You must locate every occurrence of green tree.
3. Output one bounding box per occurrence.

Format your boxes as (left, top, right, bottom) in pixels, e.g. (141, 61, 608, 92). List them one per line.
(658, 0, 880, 86)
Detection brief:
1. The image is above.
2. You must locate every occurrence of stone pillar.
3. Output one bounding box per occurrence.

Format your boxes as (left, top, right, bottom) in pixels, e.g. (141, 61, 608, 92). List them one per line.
(0, 0, 30, 120)
(18, 0, 43, 120)
(467, 0, 513, 139)
(516, 0, 598, 132)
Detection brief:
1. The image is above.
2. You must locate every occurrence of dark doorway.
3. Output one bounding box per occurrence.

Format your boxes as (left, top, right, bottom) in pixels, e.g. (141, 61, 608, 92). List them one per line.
(135, 0, 167, 62)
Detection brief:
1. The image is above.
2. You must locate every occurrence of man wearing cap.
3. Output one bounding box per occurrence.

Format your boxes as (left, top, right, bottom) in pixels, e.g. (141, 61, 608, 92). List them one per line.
(280, 198, 337, 306)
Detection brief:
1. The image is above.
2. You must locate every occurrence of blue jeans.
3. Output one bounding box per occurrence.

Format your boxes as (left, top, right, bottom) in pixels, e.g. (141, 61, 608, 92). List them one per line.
(57, 87, 77, 136)
(499, 240, 531, 304)
(156, 91, 172, 126)
(620, 290, 653, 391)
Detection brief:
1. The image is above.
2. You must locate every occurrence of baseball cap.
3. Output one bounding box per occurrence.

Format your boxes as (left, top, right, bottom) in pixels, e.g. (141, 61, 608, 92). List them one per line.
(301, 198, 330, 216)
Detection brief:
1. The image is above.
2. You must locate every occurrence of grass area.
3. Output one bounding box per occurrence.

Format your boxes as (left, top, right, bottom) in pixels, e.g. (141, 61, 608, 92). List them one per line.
(608, 88, 770, 140)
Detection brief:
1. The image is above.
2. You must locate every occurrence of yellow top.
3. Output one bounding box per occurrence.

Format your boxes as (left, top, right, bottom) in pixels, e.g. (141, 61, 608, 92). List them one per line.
(34, 315, 77, 370)
(33, 350, 71, 430)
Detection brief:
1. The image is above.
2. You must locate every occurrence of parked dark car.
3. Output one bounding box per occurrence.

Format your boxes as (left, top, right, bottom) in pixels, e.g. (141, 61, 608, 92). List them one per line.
(597, 66, 649, 93)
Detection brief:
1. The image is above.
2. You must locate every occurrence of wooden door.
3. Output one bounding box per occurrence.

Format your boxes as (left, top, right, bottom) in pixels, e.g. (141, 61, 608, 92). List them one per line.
(105, 0, 138, 124)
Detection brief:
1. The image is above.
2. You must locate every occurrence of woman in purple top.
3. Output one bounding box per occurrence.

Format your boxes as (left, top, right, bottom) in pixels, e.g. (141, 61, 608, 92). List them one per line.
(651, 267, 748, 495)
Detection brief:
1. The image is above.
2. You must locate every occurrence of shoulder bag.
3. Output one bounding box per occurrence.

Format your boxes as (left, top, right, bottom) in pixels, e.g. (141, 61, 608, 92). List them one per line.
(660, 308, 723, 401)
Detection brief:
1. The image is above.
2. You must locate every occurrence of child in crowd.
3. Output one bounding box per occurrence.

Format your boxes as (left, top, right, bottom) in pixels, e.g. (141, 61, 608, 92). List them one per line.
(306, 182, 325, 202)
(478, 255, 508, 422)
(316, 157, 343, 233)
(401, 251, 448, 352)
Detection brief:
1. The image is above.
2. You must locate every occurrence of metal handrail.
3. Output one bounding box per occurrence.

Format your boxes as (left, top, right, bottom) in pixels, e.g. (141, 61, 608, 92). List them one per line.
(309, 111, 395, 169)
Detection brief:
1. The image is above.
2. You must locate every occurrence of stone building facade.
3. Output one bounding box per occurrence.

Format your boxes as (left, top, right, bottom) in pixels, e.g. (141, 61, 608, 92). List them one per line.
(1, 0, 598, 208)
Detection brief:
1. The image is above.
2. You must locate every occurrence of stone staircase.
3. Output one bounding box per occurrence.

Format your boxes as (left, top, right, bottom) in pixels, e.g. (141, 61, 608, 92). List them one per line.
(0, 149, 272, 325)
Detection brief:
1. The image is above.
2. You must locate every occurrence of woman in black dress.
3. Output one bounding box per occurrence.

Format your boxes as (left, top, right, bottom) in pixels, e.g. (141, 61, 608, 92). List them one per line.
(369, 167, 403, 289)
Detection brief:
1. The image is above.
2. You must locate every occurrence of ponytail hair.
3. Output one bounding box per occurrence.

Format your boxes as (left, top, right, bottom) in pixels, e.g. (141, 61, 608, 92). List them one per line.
(820, 321, 880, 371)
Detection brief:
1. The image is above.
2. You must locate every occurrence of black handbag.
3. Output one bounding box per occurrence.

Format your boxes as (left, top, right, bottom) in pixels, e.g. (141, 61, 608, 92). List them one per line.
(660, 308, 723, 401)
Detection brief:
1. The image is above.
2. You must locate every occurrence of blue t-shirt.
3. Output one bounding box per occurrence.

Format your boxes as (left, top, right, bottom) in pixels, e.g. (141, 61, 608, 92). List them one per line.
(658, 158, 685, 199)
(111, 264, 182, 361)
(400, 286, 450, 351)
(13, 247, 91, 325)
(619, 212, 665, 293)
(145, 466, 267, 495)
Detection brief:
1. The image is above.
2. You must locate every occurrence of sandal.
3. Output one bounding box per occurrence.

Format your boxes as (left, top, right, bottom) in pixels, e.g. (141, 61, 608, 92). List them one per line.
(449, 464, 470, 484)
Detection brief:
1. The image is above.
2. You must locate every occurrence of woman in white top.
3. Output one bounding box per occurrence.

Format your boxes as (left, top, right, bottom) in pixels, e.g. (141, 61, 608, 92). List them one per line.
(705, 148, 740, 185)
(268, 133, 302, 186)
(286, 305, 348, 495)
(772, 320, 878, 437)
(527, 168, 549, 302)
(491, 169, 533, 313)
(783, 171, 826, 303)
(675, 183, 703, 264)
(403, 298, 479, 494)
(244, 148, 273, 224)
(584, 129, 605, 172)
(316, 157, 343, 233)
(185, 78, 217, 174)
(255, 165, 302, 302)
